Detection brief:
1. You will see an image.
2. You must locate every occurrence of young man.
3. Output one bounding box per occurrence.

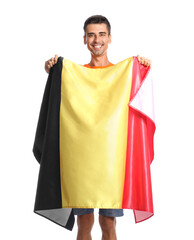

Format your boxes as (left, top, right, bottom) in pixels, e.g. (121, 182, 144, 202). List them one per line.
(44, 15, 151, 240)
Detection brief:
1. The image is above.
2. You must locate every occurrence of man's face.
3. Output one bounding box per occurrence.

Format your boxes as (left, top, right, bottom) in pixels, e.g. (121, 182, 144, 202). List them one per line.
(84, 23, 111, 56)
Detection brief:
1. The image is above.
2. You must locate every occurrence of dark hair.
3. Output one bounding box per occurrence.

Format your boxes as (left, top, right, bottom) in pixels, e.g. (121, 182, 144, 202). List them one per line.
(83, 15, 111, 35)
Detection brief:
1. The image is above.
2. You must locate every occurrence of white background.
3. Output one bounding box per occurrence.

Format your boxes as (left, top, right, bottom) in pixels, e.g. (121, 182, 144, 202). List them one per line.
(1, 0, 194, 239)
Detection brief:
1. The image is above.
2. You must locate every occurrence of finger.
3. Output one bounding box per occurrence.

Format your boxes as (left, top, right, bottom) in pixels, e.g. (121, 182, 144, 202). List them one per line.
(47, 62, 51, 69)
(145, 59, 151, 67)
(137, 55, 141, 62)
(46, 63, 50, 70)
(45, 62, 50, 73)
(50, 58, 54, 65)
(54, 54, 58, 63)
(45, 60, 49, 67)
(144, 58, 149, 66)
(141, 57, 145, 65)
(49, 59, 54, 67)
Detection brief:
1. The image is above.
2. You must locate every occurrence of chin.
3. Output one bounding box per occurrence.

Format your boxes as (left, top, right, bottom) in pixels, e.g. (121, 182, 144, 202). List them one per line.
(91, 50, 106, 56)
(93, 52, 104, 56)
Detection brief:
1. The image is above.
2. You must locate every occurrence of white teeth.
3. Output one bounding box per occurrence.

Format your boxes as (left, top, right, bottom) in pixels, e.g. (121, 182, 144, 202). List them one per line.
(92, 45, 101, 48)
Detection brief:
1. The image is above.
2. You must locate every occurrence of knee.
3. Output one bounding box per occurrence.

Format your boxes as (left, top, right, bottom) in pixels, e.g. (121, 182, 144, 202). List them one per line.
(77, 213, 94, 231)
(99, 215, 116, 232)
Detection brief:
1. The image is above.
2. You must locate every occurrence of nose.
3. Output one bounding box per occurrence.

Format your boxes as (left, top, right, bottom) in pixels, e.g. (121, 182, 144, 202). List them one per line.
(94, 35, 100, 42)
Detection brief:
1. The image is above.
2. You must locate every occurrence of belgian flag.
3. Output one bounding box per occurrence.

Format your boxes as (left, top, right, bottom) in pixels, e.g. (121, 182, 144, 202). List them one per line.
(33, 56, 156, 230)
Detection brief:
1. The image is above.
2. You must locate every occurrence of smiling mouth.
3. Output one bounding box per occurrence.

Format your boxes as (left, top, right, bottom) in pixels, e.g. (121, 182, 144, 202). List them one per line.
(92, 44, 103, 50)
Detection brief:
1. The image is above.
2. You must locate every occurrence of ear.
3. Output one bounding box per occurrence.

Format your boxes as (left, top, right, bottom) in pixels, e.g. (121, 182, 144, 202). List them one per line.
(83, 35, 87, 45)
(108, 34, 112, 44)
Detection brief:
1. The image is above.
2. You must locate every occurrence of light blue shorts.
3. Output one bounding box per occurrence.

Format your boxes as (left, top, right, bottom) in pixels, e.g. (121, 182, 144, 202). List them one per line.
(73, 208, 124, 217)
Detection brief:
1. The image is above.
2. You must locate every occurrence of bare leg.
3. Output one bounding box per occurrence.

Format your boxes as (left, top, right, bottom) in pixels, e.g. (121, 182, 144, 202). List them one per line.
(99, 215, 117, 240)
(76, 213, 94, 240)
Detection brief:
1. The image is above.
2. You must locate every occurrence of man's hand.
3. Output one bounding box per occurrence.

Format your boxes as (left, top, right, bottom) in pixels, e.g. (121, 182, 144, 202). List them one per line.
(137, 55, 151, 67)
(45, 55, 59, 73)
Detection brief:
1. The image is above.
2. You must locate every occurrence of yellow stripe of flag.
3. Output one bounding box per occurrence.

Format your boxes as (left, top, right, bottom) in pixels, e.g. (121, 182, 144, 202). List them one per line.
(60, 58, 133, 208)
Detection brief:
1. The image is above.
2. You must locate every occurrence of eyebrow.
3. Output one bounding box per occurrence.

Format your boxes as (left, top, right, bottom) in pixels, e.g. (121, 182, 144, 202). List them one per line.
(87, 32, 107, 35)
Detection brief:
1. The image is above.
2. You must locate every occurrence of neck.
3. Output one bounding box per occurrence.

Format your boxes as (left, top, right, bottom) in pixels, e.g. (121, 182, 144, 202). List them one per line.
(89, 54, 110, 67)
